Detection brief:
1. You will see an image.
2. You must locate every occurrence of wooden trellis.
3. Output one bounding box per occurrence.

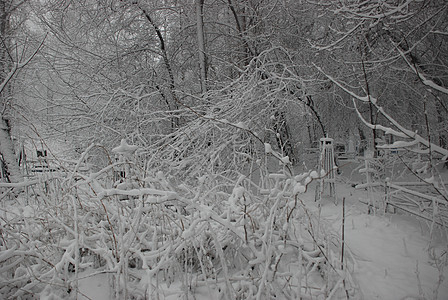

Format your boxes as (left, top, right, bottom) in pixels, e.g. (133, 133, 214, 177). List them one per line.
(318, 137, 336, 199)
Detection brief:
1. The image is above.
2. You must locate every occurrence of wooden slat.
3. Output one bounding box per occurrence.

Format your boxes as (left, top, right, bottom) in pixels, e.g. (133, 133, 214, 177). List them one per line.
(386, 182, 446, 204)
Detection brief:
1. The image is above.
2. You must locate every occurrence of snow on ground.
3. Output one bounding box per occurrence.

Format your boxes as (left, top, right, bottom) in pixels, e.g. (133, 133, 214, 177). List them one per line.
(347, 212, 446, 299)
(317, 193, 448, 300)
(312, 160, 448, 300)
(78, 272, 112, 300)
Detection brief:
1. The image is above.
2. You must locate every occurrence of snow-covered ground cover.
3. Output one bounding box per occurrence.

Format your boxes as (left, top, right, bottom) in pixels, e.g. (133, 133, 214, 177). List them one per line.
(1, 149, 447, 299)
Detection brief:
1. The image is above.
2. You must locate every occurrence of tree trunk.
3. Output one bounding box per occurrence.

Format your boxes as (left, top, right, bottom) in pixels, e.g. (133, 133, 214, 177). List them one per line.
(0, 2, 22, 183)
(227, 0, 256, 68)
(437, 101, 447, 148)
(0, 117, 23, 183)
(196, 0, 207, 93)
(358, 127, 366, 157)
(273, 111, 296, 164)
(139, 5, 179, 129)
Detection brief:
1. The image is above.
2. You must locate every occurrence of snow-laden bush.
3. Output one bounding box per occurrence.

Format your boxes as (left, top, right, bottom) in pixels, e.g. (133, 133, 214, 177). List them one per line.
(0, 144, 356, 299)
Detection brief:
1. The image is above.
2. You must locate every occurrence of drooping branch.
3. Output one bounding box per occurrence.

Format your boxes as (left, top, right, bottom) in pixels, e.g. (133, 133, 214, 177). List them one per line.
(354, 99, 448, 158)
(395, 46, 448, 95)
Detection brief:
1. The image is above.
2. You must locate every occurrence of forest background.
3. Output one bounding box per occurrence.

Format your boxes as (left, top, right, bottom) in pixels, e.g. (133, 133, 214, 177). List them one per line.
(0, 0, 447, 173)
(0, 0, 447, 299)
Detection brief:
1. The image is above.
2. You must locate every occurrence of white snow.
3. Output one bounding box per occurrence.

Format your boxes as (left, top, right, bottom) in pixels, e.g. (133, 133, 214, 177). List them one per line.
(320, 162, 448, 300)
(293, 182, 306, 194)
(264, 143, 272, 154)
(322, 202, 448, 300)
(304, 176, 312, 185)
(280, 155, 291, 164)
(378, 140, 418, 149)
(112, 139, 138, 156)
(78, 271, 112, 300)
(310, 170, 319, 179)
(233, 121, 248, 130)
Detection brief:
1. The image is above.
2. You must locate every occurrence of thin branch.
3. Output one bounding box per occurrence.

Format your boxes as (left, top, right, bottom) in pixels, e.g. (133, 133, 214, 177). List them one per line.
(311, 21, 363, 51)
(0, 34, 47, 99)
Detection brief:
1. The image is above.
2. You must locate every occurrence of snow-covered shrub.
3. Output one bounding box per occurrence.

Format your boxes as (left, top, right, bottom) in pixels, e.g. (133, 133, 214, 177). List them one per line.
(0, 142, 356, 299)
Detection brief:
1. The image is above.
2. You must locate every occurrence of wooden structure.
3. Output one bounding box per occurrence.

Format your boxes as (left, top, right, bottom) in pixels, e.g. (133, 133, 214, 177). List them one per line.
(318, 138, 336, 199)
(357, 157, 447, 227)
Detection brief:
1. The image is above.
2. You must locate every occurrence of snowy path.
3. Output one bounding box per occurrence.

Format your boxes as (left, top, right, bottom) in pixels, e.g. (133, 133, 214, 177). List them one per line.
(347, 210, 447, 299)
(317, 185, 448, 300)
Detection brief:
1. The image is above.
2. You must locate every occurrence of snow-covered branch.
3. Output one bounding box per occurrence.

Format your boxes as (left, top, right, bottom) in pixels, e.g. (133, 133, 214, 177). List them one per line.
(353, 98, 448, 158)
(395, 46, 448, 95)
(316, 65, 448, 159)
(333, 0, 418, 24)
